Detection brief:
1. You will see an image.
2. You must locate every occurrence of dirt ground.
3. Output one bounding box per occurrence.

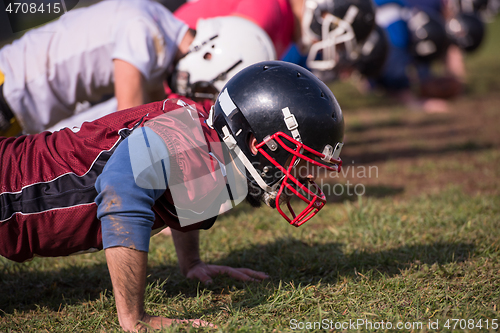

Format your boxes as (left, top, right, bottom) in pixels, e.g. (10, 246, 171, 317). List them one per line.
(322, 91, 500, 201)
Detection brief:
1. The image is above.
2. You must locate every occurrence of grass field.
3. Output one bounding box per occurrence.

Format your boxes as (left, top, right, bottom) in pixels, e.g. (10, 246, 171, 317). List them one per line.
(1, 18, 500, 333)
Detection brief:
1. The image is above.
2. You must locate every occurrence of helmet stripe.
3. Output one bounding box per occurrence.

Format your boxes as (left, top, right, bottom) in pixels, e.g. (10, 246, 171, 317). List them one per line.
(219, 88, 237, 116)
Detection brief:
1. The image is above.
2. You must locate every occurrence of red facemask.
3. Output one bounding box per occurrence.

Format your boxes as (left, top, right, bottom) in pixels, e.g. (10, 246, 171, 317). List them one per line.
(255, 132, 342, 227)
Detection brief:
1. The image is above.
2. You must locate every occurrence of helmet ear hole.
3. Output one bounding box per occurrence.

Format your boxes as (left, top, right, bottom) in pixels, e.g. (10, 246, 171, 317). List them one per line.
(248, 133, 258, 155)
(203, 52, 212, 60)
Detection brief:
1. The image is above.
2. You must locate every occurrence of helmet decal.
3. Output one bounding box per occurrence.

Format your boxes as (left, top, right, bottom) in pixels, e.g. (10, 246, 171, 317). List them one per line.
(218, 88, 237, 116)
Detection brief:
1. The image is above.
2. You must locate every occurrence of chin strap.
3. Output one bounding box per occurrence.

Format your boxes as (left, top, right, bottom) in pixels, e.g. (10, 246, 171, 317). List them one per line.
(332, 142, 344, 160)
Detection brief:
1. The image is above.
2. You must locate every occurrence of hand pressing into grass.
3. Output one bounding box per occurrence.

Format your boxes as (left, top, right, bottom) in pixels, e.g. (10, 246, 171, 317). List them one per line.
(171, 229, 269, 285)
(186, 262, 270, 284)
(135, 315, 216, 332)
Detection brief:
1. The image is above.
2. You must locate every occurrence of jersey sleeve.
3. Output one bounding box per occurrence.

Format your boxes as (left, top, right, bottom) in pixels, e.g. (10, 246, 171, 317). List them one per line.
(111, 18, 164, 81)
(95, 127, 169, 252)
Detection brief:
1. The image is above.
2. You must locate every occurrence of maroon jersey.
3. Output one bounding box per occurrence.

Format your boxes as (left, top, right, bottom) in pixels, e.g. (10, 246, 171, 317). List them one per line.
(0, 98, 222, 262)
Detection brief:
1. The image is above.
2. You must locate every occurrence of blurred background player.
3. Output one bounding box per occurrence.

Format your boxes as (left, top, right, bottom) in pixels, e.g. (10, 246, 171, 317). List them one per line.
(363, 0, 467, 112)
(0, 0, 193, 136)
(281, 0, 377, 78)
(407, 0, 468, 98)
(45, 14, 277, 133)
(445, 0, 488, 55)
(445, 5, 486, 54)
(0, 0, 276, 137)
(280, 0, 489, 105)
(174, 0, 377, 78)
(351, 24, 390, 80)
(174, 0, 295, 59)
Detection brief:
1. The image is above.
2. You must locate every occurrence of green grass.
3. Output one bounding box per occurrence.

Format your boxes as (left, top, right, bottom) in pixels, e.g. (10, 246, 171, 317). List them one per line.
(1, 15, 500, 333)
(1, 187, 498, 332)
(465, 18, 500, 97)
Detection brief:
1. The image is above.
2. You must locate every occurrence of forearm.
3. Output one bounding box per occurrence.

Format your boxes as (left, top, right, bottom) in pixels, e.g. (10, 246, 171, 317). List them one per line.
(105, 246, 148, 332)
(171, 229, 202, 276)
(446, 45, 466, 81)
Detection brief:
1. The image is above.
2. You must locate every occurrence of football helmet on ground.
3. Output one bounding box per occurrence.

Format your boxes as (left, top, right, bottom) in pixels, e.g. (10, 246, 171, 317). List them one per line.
(209, 61, 344, 227)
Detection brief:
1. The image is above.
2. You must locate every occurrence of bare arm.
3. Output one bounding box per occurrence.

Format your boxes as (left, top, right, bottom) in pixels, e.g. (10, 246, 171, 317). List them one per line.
(171, 229, 203, 276)
(171, 229, 269, 283)
(105, 246, 150, 331)
(105, 246, 211, 331)
(113, 59, 146, 111)
(446, 44, 466, 82)
(113, 28, 195, 112)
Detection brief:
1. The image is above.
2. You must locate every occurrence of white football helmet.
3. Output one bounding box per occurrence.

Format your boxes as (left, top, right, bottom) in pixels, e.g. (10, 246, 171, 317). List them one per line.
(170, 16, 277, 101)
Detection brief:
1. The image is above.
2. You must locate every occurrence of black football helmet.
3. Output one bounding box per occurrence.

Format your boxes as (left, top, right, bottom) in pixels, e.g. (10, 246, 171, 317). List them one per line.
(452, 0, 489, 14)
(406, 9, 449, 62)
(302, 0, 376, 71)
(209, 61, 344, 227)
(450, 0, 498, 22)
(446, 13, 485, 52)
(355, 24, 389, 78)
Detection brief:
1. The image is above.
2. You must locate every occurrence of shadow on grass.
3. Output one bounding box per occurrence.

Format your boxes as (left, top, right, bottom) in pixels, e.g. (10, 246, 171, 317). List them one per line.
(0, 260, 112, 315)
(202, 239, 474, 288)
(346, 128, 474, 147)
(154, 238, 474, 305)
(323, 184, 405, 203)
(342, 141, 494, 164)
(347, 116, 452, 134)
(215, 184, 405, 222)
(0, 238, 474, 316)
